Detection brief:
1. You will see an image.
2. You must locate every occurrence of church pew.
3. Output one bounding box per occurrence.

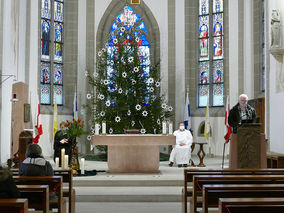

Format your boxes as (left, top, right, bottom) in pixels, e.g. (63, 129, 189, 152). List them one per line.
(218, 197, 284, 213)
(202, 184, 284, 213)
(182, 168, 284, 213)
(13, 176, 66, 213)
(17, 185, 49, 213)
(191, 175, 284, 213)
(12, 168, 74, 213)
(0, 198, 28, 213)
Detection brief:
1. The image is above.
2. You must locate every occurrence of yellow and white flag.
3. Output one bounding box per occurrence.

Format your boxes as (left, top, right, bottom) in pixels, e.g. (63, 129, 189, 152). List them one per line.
(53, 93, 58, 141)
(204, 95, 210, 142)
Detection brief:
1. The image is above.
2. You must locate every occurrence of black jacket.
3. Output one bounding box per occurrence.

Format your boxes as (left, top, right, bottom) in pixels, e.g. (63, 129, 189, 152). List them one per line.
(19, 157, 54, 176)
(0, 167, 20, 198)
(228, 103, 256, 133)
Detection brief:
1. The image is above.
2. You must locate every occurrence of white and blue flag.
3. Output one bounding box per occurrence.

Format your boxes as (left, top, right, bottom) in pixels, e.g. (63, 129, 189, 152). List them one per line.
(184, 90, 191, 131)
(72, 86, 78, 120)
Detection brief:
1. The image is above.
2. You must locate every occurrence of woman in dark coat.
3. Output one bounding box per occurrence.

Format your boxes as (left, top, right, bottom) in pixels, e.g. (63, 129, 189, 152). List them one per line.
(0, 166, 20, 198)
(53, 122, 71, 167)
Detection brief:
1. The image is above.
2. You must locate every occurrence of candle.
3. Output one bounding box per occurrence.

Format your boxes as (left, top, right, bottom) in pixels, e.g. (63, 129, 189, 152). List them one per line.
(55, 157, 59, 168)
(95, 123, 99, 135)
(64, 155, 69, 169)
(102, 121, 106, 135)
(168, 121, 173, 135)
(61, 148, 65, 169)
(162, 121, 167, 135)
(81, 158, 85, 175)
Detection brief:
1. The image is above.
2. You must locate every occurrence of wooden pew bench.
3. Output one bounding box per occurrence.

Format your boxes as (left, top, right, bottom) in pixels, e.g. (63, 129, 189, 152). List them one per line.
(13, 176, 66, 213)
(218, 197, 284, 213)
(0, 198, 28, 213)
(267, 152, 284, 168)
(202, 184, 284, 213)
(182, 168, 284, 213)
(191, 174, 284, 213)
(17, 185, 49, 213)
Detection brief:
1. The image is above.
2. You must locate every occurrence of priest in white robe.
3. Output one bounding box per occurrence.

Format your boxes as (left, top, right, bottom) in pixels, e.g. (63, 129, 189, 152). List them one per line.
(168, 122, 193, 167)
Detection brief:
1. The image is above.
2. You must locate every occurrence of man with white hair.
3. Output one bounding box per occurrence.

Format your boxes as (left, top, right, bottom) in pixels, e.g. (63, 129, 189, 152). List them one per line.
(228, 94, 256, 133)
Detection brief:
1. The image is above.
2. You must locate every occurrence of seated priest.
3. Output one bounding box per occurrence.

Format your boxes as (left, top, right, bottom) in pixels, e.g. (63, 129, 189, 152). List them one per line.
(53, 121, 71, 167)
(228, 94, 256, 133)
(169, 122, 193, 168)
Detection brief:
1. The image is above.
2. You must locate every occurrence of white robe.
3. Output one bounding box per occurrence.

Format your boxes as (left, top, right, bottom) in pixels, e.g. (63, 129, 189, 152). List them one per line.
(169, 129, 193, 165)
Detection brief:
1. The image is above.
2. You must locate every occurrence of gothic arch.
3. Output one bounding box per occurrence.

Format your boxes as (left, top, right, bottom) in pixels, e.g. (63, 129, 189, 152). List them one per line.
(96, 0, 160, 64)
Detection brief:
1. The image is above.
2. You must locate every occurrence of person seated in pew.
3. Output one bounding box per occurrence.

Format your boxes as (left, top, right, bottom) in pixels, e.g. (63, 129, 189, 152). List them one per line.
(169, 122, 193, 168)
(0, 166, 20, 198)
(19, 143, 54, 176)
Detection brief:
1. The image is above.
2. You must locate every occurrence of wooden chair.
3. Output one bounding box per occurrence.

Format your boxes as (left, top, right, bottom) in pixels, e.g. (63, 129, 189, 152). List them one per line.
(0, 198, 28, 213)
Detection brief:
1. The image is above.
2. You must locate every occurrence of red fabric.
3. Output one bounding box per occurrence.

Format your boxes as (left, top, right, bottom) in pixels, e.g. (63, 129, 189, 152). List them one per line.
(224, 97, 232, 143)
(33, 104, 43, 143)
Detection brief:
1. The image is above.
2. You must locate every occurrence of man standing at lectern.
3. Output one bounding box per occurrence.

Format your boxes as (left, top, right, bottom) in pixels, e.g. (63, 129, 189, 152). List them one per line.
(228, 94, 256, 133)
(168, 122, 193, 168)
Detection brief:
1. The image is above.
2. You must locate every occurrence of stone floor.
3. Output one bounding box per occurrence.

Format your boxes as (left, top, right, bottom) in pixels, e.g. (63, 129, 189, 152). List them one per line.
(50, 155, 229, 213)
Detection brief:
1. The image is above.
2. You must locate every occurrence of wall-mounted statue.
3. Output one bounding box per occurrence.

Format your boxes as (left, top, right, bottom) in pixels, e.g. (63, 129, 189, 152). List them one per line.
(271, 9, 281, 48)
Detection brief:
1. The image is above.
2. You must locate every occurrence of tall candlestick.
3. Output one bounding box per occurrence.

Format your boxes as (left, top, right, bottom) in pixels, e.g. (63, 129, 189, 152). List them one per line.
(95, 123, 99, 135)
(102, 121, 106, 135)
(64, 155, 69, 169)
(61, 148, 65, 169)
(81, 158, 85, 175)
(55, 157, 59, 168)
(162, 121, 167, 135)
(168, 121, 173, 135)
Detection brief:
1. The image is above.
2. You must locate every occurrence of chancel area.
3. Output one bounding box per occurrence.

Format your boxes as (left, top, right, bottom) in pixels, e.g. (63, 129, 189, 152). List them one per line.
(1, 0, 284, 212)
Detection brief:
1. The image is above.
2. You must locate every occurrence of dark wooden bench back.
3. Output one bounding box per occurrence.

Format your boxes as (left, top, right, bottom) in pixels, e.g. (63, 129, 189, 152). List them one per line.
(0, 198, 28, 213)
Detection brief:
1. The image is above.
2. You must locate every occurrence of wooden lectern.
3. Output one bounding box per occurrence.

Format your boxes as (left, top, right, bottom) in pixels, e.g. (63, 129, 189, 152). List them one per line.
(229, 123, 267, 169)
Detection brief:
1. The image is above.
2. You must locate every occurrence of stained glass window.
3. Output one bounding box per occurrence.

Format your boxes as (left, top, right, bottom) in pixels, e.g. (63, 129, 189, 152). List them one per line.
(40, 0, 64, 105)
(198, 0, 224, 107)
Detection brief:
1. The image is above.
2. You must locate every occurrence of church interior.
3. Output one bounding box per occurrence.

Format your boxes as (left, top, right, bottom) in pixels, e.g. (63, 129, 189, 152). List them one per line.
(1, 0, 284, 212)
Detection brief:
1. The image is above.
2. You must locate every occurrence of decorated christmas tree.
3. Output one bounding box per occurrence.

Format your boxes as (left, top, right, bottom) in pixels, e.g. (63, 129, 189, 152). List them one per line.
(86, 7, 172, 136)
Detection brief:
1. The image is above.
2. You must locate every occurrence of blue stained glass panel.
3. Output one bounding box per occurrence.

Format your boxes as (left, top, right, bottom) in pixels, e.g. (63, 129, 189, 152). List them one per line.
(213, 84, 224, 106)
(54, 1, 64, 22)
(40, 84, 51, 104)
(53, 64, 63, 84)
(54, 43, 63, 62)
(54, 85, 63, 105)
(41, 0, 51, 19)
(198, 85, 209, 107)
(213, 60, 223, 83)
(199, 62, 209, 84)
(213, 0, 223, 13)
(110, 23, 119, 33)
(54, 22, 63, 42)
(41, 20, 50, 40)
(199, 16, 209, 38)
(41, 41, 50, 61)
(199, 38, 209, 61)
(41, 62, 50, 83)
(213, 36, 223, 59)
(199, 0, 209, 15)
(213, 14, 223, 36)
(137, 21, 148, 33)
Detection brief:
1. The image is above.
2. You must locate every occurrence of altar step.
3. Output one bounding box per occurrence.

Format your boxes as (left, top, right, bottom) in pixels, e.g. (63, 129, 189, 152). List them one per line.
(74, 186, 183, 202)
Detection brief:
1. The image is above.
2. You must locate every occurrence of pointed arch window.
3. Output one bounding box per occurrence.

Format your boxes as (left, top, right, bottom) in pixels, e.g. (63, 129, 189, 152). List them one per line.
(198, 0, 224, 107)
(40, 0, 64, 105)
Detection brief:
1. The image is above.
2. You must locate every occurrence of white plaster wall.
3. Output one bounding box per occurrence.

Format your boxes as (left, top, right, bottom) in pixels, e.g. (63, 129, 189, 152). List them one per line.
(17, 0, 26, 82)
(267, 0, 284, 154)
(175, 0, 185, 126)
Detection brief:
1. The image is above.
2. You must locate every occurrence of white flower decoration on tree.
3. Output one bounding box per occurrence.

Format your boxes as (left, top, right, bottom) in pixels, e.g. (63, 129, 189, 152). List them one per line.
(135, 104, 142, 111)
(131, 121, 135, 126)
(99, 94, 105, 100)
(132, 80, 136, 85)
(155, 81, 160, 87)
(93, 72, 98, 78)
(148, 78, 154, 84)
(109, 128, 113, 134)
(127, 110, 131, 116)
(110, 60, 114, 66)
(135, 37, 140, 42)
(104, 80, 109, 85)
(128, 57, 134, 63)
(115, 116, 121, 123)
(87, 135, 92, 141)
(86, 93, 92, 99)
(157, 119, 161, 125)
(106, 100, 111, 107)
(98, 51, 102, 57)
(118, 88, 123, 94)
(141, 129, 146, 134)
(161, 103, 167, 109)
(102, 48, 106, 52)
(167, 106, 173, 112)
(142, 110, 148, 117)
(113, 38, 118, 44)
(149, 87, 154, 92)
(122, 72, 127, 78)
(134, 67, 139, 72)
(100, 111, 105, 117)
(120, 27, 125, 32)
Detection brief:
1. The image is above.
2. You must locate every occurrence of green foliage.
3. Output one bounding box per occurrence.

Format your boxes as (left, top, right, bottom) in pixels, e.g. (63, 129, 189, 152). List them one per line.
(86, 20, 173, 135)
